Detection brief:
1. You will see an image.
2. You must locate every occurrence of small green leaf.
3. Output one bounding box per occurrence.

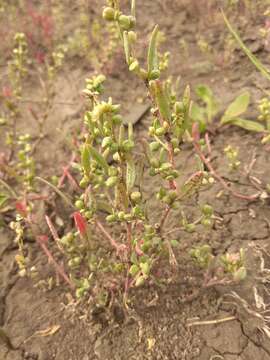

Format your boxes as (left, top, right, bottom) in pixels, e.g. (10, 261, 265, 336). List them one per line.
(151, 80, 171, 122)
(0, 194, 9, 208)
(196, 84, 214, 103)
(89, 146, 109, 173)
(225, 118, 265, 132)
(81, 145, 91, 174)
(221, 92, 250, 123)
(196, 84, 219, 122)
(147, 25, 159, 76)
(126, 156, 136, 193)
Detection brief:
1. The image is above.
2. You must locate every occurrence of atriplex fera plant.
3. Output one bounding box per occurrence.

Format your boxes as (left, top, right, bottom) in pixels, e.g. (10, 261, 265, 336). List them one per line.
(45, 0, 249, 299)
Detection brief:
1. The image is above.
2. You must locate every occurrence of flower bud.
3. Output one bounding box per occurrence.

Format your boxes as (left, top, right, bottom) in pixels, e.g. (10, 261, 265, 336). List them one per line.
(118, 15, 132, 30)
(106, 176, 118, 187)
(102, 7, 115, 21)
(130, 191, 142, 203)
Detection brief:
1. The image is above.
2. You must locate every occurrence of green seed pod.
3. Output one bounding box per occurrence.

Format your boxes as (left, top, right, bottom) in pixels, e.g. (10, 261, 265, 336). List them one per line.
(113, 152, 121, 162)
(155, 127, 166, 136)
(130, 191, 142, 203)
(128, 31, 137, 43)
(150, 158, 159, 168)
(108, 166, 118, 176)
(122, 139, 134, 152)
(118, 211, 125, 221)
(202, 204, 213, 216)
(135, 275, 146, 287)
(168, 190, 177, 201)
(174, 148, 180, 155)
(160, 162, 172, 171)
(149, 126, 155, 136)
(149, 141, 160, 152)
(140, 262, 150, 275)
(102, 136, 112, 149)
(201, 218, 212, 227)
(118, 15, 132, 30)
(149, 69, 160, 80)
(124, 214, 133, 221)
(102, 7, 115, 21)
(106, 214, 117, 223)
(75, 200, 84, 210)
(129, 59, 140, 72)
(106, 176, 118, 187)
(112, 114, 123, 125)
(80, 177, 89, 189)
(84, 211, 93, 220)
(129, 264, 140, 277)
(185, 224, 195, 233)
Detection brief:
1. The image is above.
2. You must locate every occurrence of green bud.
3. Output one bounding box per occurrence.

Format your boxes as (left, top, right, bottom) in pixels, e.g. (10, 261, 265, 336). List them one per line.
(128, 31, 137, 43)
(118, 211, 125, 221)
(112, 114, 123, 125)
(129, 60, 140, 72)
(75, 200, 84, 210)
(124, 213, 133, 221)
(202, 204, 213, 216)
(106, 214, 117, 223)
(79, 177, 88, 188)
(135, 275, 146, 287)
(108, 166, 118, 176)
(102, 136, 112, 149)
(160, 162, 172, 171)
(155, 127, 166, 136)
(149, 69, 160, 80)
(149, 141, 160, 152)
(118, 15, 132, 30)
(129, 264, 140, 277)
(150, 158, 159, 168)
(113, 152, 121, 162)
(140, 262, 150, 275)
(106, 176, 118, 187)
(130, 191, 142, 203)
(102, 7, 115, 21)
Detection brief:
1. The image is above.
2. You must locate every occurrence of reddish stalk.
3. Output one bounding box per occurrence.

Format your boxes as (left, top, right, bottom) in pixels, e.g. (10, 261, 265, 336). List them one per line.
(45, 215, 65, 254)
(96, 220, 127, 255)
(192, 124, 260, 201)
(36, 235, 75, 290)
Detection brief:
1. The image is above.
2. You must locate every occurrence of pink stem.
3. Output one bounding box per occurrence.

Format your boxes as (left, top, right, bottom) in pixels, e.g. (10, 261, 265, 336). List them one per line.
(36, 236, 75, 290)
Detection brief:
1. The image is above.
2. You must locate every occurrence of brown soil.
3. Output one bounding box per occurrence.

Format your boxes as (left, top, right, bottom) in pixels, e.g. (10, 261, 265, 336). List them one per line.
(1, 1, 270, 359)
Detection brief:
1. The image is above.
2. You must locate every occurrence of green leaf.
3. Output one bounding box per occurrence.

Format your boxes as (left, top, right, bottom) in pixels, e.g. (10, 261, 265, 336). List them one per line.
(0, 194, 9, 208)
(126, 156, 136, 193)
(89, 145, 109, 173)
(196, 84, 214, 103)
(222, 11, 270, 82)
(226, 118, 265, 132)
(147, 25, 159, 75)
(81, 145, 91, 174)
(151, 80, 171, 122)
(190, 103, 207, 132)
(196, 84, 219, 122)
(221, 92, 250, 123)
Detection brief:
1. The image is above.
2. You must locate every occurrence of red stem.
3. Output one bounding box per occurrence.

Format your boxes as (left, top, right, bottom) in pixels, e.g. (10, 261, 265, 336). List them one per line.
(36, 236, 75, 290)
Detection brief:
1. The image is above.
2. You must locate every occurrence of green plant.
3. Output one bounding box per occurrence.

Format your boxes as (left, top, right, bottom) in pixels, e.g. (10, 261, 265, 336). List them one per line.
(191, 84, 254, 132)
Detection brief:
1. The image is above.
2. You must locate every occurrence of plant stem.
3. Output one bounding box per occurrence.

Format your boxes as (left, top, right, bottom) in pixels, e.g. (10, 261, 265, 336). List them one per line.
(192, 129, 260, 201)
(35, 235, 75, 289)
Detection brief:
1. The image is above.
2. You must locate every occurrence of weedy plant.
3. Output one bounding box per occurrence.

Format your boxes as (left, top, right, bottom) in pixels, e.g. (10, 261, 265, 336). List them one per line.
(190, 84, 258, 133)
(223, 11, 270, 143)
(38, 0, 256, 301)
